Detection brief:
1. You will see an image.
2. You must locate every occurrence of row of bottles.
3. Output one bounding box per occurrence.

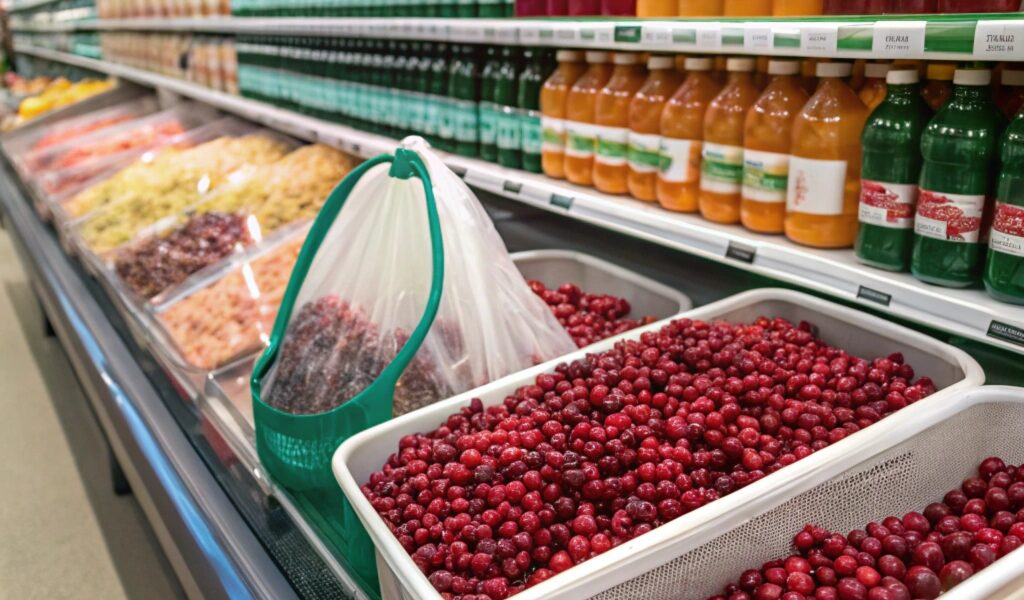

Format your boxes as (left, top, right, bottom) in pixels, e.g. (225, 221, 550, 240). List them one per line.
(519, 0, 1021, 15)
(233, 0, 515, 17)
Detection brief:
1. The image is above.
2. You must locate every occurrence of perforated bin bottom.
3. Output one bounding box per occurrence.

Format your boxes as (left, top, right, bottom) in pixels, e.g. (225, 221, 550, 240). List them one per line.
(593, 387, 1024, 600)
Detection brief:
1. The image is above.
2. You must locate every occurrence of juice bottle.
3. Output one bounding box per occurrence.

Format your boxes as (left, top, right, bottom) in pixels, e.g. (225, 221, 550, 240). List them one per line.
(984, 112, 1024, 304)
(541, 50, 586, 180)
(724, 0, 772, 15)
(594, 53, 647, 195)
(479, 46, 501, 163)
(755, 56, 771, 90)
(912, 69, 1007, 288)
(637, 0, 676, 15)
(518, 48, 547, 174)
(568, 0, 600, 13)
(699, 57, 759, 224)
(889, 0, 936, 11)
(800, 58, 819, 95)
(713, 56, 728, 86)
(628, 55, 683, 202)
(785, 62, 870, 248)
(678, 0, 723, 14)
(996, 68, 1024, 120)
(516, 0, 548, 14)
(823, 0, 887, 13)
(565, 51, 613, 187)
(602, 0, 636, 14)
(772, 0, 823, 14)
(921, 63, 954, 113)
(858, 63, 890, 112)
(547, 0, 569, 13)
(658, 57, 721, 213)
(449, 45, 481, 158)
(855, 69, 931, 271)
(936, 0, 1020, 12)
(496, 47, 522, 170)
(741, 59, 809, 234)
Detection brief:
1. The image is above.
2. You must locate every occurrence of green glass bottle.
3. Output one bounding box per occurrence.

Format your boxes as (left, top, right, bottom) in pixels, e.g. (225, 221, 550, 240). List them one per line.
(415, 42, 435, 139)
(855, 69, 932, 271)
(457, 0, 478, 17)
(984, 112, 1024, 304)
(518, 48, 547, 174)
(479, 46, 501, 162)
(431, 43, 452, 151)
(496, 47, 522, 169)
(449, 45, 481, 157)
(911, 69, 1007, 288)
(438, 0, 458, 17)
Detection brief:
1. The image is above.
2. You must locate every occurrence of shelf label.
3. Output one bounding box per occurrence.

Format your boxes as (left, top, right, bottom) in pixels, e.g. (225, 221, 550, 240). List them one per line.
(988, 320, 1024, 347)
(722, 27, 744, 47)
(491, 26, 518, 43)
(872, 21, 926, 57)
(519, 26, 540, 44)
(502, 180, 522, 194)
(745, 26, 773, 50)
(615, 25, 642, 44)
(672, 27, 698, 45)
(725, 241, 756, 263)
(550, 194, 574, 210)
(802, 25, 838, 53)
(642, 24, 671, 46)
(856, 285, 892, 307)
(697, 24, 722, 49)
(974, 20, 1024, 59)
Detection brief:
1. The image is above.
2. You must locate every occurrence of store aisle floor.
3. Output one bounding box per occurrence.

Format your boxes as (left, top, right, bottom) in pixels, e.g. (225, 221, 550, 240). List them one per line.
(0, 228, 185, 600)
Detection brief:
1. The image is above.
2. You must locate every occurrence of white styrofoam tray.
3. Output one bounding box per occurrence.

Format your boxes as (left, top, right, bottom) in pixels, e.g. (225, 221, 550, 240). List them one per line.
(333, 288, 985, 600)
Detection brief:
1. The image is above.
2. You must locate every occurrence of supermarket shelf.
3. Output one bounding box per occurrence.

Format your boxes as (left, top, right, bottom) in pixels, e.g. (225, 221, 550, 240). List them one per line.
(10, 14, 1024, 60)
(6, 0, 61, 13)
(13, 43, 1024, 358)
(0, 156, 300, 600)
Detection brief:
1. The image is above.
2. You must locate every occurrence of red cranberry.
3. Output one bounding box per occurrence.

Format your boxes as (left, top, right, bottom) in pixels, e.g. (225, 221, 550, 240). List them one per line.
(938, 560, 974, 591)
(903, 566, 941, 599)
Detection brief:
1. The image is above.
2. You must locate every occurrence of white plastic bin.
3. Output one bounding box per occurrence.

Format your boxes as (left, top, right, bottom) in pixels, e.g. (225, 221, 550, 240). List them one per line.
(333, 288, 985, 600)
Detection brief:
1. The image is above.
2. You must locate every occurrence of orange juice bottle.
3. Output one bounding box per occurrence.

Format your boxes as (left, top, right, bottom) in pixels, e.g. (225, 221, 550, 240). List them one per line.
(741, 60, 809, 234)
(785, 62, 870, 248)
(773, 0, 823, 14)
(593, 53, 647, 195)
(564, 51, 612, 187)
(800, 58, 819, 95)
(637, 0, 677, 14)
(699, 57, 760, 224)
(678, 0, 723, 14)
(859, 63, 890, 111)
(724, 0, 772, 15)
(922, 62, 955, 113)
(657, 57, 721, 213)
(755, 56, 771, 89)
(541, 50, 587, 180)
(628, 55, 683, 202)
(713, 56, 728, 85)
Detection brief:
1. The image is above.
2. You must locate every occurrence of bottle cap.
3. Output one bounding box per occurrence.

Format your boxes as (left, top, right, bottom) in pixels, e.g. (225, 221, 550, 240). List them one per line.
(767, 60, 800, 76)
(684, 57, 713, 71)
(613, 52, 639, 65)
(726, 57, 756, 72)
(585, 51, 610, 64)
(557, 50, 583, 62)
(926, 63, 955, 81)
(1002, 69, 1024, 87)
(886, 69, 919, 85)
(954, 69, 992, 86)
(865, 63, 891, 79)
(816, 62, 853, 78)
(648, 55, 674, 70)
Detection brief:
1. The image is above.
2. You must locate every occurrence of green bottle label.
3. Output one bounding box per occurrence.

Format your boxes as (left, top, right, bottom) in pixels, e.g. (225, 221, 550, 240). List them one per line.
(453, 99, 478, 143)
(595, 125, 629, 166)
(521, 110, 542, 155)
(741, 149, 790, 203)
(479, 101, 499, 145)
(627, 132, 662, 173)
(700, 143, 744, 193)
(497, 106, 521, 151)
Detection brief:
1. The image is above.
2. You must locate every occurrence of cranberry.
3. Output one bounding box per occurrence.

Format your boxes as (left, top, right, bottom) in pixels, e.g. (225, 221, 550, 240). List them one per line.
(911, 542, 945, 572)
(836, 577, 867, 600)
(939, 560, 974, 590)
(904, 566, 941, 599)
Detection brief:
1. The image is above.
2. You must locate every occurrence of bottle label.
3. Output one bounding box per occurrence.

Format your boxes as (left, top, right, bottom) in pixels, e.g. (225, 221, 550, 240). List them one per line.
(453, 99, 478, 143)
(565, 121, 599, 158)
(742, 150, 789, 203)
(541, 117, 565, 153)
(497, 106, 522, 151)
(990, 202, 1024, 257)
(859, 180, 917, 229)
(658, 137, 701, 184)
(521, 110, 542, 155)
(479, 101, 499, 146)
(437, 96, 455, 140)
(595, 125, 630, 167)
(786, 157, 848, 215)
(914, 189, 985, 244)
(627, 132, 662, 174)
(700, 143, 744, 194)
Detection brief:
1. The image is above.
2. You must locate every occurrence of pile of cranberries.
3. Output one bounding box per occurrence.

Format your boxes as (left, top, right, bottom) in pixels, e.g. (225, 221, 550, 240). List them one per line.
(710, 457, 1024, 600)
(527, 280, 656, 348)
(362, 316, 938, 600)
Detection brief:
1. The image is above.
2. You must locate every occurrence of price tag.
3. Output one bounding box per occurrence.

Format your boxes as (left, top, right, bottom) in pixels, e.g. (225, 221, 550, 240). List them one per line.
(696, 24, 722, 50)
(519, 26, 540, 44)
(974, 20, 1024, 60)
(595, 26, 615, 44)
(872, 21, 926, 57)
(493, 26, 518, 44)
(671, 27, 698, 45)
(642, 24, 671, 46)
(550, 194, 574, 209)
(856, 286, 892, 307)
(461, 25, 487, 42)
(556, 27, 577, 43)
(502, 180, 522, 194)
(802, 25, 838, 53)
(744, 25, 773, 50)
(725, 241, 756, 263)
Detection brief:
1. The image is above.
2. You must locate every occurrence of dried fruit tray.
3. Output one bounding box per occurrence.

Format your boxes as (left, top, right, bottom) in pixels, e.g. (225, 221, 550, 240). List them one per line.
(332, 288, 984, 600)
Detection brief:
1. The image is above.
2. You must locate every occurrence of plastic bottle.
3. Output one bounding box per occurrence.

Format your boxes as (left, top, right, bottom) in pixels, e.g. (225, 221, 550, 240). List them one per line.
(985, 112, 1024, 304)
(657, 57, 721, 213)
(800, 58, 819, 96)
(996, 68, 1024, 120)
(741, 59, 809, 234)
(637, 0, 676, 15)
(699, 57, 759, 224)
(541, 50, 586, 180)
(565, 51, 613, 187)
(772, 0, 822, 15)
(724, 0, 772, 15)
(568, 0, 600, 13)
(921, 63, 955, 113)
(785, 62, 870, 248)
(859, 63, 890, 112)
(429, 43, 451, 151)
(678, 0, 723, 14)
(602, 0, 636, 14)
(855, 69, 931, 271)
(449, 45, 481, 158)
(518, 48, 547, 174)
(479, 46, 502, 162)
(594, 53, 647, 195)
(912, 69, 1007, 288)
(628, 55, 683, 202)
(495, 47, 522, 169)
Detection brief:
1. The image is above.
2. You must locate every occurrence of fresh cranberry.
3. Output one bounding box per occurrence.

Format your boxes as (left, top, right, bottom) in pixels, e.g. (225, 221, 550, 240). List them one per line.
(903, 566, 941, 599)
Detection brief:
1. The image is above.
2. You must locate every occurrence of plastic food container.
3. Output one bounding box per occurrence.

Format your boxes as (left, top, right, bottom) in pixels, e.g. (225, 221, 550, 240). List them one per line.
(332, 288, 984, 600)
(589, 385, 1024, 600)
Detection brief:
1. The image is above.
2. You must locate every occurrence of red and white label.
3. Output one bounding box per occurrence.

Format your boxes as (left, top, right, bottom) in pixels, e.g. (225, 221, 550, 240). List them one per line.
(991, 202, 1024, 258)
(914, 189, 986, 244)
(859, 180, 917, 229)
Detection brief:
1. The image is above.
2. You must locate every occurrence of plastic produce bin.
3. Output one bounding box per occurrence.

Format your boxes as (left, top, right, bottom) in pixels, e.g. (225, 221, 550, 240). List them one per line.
(332, 288, 984, 600)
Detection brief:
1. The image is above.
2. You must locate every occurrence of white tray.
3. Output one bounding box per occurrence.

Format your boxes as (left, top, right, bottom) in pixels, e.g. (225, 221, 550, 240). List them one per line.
(333, 288, 985, 600)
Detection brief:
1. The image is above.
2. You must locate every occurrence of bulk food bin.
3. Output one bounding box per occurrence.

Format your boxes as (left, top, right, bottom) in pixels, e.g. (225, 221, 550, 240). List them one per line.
(333, 288, 984, 600)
